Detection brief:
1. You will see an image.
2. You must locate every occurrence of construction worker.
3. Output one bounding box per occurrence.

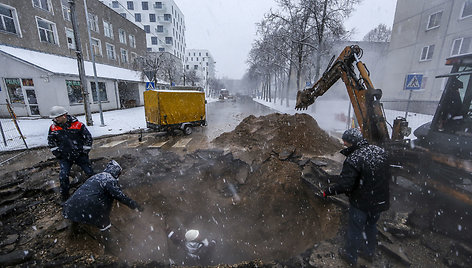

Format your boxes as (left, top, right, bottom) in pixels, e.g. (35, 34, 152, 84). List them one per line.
(167, 228, 217, 265)
(63, 160, 143, 249)
(323, 128, 390, 266)
(47, 106, 94, 201)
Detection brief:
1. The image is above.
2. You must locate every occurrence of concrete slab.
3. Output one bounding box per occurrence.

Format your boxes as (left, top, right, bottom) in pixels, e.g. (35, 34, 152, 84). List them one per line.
(149, 140, 169, 148)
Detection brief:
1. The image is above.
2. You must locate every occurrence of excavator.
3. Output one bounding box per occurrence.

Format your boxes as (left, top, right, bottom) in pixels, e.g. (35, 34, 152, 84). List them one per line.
(295, 45, 472, 204)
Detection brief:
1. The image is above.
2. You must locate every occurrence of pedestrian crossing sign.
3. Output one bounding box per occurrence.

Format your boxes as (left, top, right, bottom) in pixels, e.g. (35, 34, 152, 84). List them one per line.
(405, 74, 423, 90)
(146, 82, 155, 90)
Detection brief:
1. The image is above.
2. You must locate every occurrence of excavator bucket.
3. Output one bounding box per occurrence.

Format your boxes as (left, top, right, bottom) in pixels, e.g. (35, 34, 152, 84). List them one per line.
(295, 89, 315, 110)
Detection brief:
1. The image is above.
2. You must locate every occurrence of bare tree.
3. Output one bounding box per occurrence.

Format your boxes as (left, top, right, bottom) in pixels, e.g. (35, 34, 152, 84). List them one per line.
(183, 69, 200, 86)
(363, 23, 392, 42)
(138, 52, 166, 83)
(158, 52, 183, 86)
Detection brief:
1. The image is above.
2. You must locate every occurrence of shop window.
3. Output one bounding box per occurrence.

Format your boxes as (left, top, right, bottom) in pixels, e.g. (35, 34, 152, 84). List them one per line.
(0, 4, 19, 35)
(90, 82, 108, 102)
(22, 79, 34, 87)
(5, 78, 24, 104)
(66, 80, 83, 104)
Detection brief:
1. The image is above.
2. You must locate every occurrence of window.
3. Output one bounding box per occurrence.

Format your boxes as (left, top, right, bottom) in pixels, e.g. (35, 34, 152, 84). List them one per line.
(199, 52, 201, 56)
(61, 0, 70, 21)
(112, 1, 119, 8)
(66, 80, 83, 104)
(451, 37, 472, 56)
(194, 65, 198, 70)
(156, 25, 163, 32)
(0, 4, 19, 35)
(135, 13, 141, 22)
(103, 20, 113, 38)
(36, 17, 57, 44)
(106, 43, 115, 60)
(462, 0, 472, 19)
(427, 11, 442, 30)
(5, 78, 24, 104)
(206, 52, 208, 56)
(90, 82, 108, 102)
(151, 36, 158, 45)
(127, 1, 134, 10)
(88, 13, 99, 33)
(118, 28, 126, 44)
(420, 45, 435, 61)
(120, 13, 126, 18)
(164, 14, 171, 21)
(129, 34, 136, 48)
(144, 25, 150, 33)
(155, 2, 163, 9)
(159, 47, 164, 52)
(65, 28, 75, 49)
(91, 38, 102, 56)
(165, 37, 172, 44)
(149, 13, 156, 22)
(147, 47, 152, 52)
(186, 65, 189, 69)
(120, 48, 128, 63)
(142, 1, 149, 10)
(130, 52, 137, 63)
(33, 0, 52, 12)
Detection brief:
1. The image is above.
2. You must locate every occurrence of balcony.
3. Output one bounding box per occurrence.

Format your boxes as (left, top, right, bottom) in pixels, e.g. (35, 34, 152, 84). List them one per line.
(153, 2, 167, 12)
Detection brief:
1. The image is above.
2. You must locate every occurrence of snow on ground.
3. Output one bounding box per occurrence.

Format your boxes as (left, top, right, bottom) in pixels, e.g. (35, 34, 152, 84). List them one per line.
(2, 97, 221, 152)
(253, 97, 433, 139)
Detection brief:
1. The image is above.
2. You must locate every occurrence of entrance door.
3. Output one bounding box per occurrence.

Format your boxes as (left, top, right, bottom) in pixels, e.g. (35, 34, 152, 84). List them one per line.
(22, 79, 40, 116)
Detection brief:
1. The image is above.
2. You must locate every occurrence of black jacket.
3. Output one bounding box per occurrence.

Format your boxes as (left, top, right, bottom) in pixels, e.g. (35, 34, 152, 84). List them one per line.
(63, 169, 139, 229)
(47, 115, 92, 160)
(325, 140, 390, 213)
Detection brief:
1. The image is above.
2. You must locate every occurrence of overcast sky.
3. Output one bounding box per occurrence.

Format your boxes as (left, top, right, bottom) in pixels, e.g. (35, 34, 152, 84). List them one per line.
(177, 0, 398, 80)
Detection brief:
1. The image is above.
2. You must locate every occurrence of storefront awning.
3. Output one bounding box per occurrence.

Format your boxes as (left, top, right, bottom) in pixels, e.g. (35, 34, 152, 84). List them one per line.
(0, 45, 143, 82)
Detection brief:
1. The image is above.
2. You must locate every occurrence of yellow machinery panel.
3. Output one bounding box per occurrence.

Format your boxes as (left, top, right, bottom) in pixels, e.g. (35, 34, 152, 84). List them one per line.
(144, 90, 206, 130)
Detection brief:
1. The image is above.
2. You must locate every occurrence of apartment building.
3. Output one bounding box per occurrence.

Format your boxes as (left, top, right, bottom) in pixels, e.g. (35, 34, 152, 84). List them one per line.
(185, 49, 215, 91)
(0, 0, 147, 117)
(380, 0, 472, 114)
(100, 0, 186, 61)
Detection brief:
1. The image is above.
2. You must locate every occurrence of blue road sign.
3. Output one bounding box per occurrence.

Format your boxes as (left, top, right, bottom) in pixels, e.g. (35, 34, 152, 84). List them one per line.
(405, 74, 423, 90)
(146, 82, 155, 90)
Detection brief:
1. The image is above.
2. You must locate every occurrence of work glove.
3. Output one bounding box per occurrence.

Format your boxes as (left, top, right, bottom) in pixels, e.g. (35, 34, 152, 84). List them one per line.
(52, 150, 62, 158)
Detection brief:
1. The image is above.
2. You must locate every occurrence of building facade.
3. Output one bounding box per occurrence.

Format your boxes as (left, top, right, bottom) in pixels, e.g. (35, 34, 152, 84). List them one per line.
(185, 49, 215, 91)
(380, 0, 472, 114)
(100, 0, 186, 61)
(0, 0, 147, 117)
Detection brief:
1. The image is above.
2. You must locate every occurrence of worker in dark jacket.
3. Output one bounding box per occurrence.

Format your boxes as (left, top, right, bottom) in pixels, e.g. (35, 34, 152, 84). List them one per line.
(47, 106, 94, 201)
(63, 160, 143, 231)
(323, 128, 390, 266)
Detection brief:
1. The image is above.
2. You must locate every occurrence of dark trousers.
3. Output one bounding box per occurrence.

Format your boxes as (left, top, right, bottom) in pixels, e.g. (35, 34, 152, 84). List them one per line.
(59, 154, 94, 199)
(345, 205, 381, 264)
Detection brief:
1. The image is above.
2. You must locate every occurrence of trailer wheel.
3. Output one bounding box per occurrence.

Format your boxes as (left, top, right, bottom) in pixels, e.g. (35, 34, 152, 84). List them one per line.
(183, 125, 192, 135)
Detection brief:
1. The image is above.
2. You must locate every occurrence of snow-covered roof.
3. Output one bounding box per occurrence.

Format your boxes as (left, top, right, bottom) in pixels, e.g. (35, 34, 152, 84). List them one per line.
(0, 45, 143, 82)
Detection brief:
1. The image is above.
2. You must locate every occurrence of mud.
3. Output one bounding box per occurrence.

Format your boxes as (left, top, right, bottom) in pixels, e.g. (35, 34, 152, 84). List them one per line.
(1, 113, 471, 267)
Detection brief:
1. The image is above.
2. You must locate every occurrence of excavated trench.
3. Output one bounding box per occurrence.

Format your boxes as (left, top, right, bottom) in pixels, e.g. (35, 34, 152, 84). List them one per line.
(0, 113, 346, 266)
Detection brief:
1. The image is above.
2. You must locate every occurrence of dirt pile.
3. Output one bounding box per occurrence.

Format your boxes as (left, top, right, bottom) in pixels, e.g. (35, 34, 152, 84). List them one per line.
(213, 113, 341, 162)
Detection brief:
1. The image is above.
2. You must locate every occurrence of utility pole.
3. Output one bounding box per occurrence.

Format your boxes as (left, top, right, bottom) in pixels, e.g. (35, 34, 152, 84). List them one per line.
(69, 0, 93, 126)
(84, 0, 104, 126)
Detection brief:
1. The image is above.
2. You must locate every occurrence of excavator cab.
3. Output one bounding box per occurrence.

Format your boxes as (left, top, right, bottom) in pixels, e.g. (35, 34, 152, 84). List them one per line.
(414, 54, 472, 159)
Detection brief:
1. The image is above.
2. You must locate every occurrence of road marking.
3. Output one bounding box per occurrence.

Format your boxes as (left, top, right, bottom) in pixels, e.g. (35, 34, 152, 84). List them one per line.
(149, 140, 169, 148)
(172, 138, 192, 148)
(100, 140, 126, 148)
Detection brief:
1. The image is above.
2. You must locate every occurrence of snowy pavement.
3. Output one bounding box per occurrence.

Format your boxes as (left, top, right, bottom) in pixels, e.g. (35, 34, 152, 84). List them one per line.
(253, 98, 433, 139)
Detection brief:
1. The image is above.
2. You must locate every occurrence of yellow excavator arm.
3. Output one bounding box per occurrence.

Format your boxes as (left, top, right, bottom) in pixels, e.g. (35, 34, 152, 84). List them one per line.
(296, 45, 408, 144)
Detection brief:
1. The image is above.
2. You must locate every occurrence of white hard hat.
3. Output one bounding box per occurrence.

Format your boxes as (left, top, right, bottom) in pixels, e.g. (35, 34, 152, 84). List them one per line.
(185, 229, 199, 242)
(49, 106, 68, 118)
